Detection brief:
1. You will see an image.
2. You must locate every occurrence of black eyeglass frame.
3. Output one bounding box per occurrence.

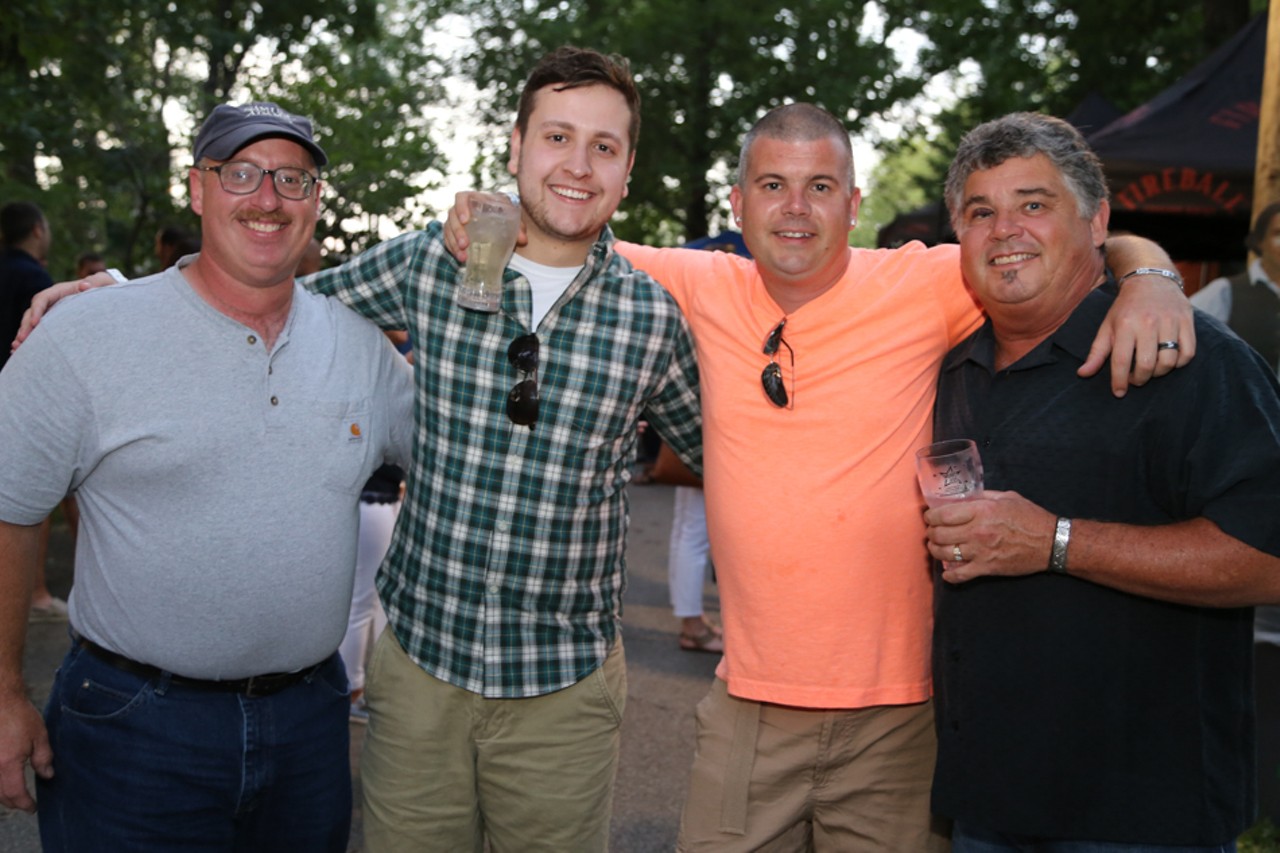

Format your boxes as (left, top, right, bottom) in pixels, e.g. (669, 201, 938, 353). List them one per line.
(506, 333, 540, 428)
(761, 319, 794, 409)
(195, 161, 319, 201)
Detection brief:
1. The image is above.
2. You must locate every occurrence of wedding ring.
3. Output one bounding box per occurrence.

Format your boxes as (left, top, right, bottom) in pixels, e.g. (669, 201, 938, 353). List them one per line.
(952, 545, 964, 562)
(1157, 340, 1179, 351)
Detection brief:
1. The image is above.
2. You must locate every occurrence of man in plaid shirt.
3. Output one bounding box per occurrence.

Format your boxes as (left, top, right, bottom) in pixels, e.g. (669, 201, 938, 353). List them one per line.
(304, 47, 701, 851)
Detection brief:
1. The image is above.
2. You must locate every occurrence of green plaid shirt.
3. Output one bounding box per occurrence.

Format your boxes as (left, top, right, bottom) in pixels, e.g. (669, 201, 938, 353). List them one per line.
(306, 223, 702, 697)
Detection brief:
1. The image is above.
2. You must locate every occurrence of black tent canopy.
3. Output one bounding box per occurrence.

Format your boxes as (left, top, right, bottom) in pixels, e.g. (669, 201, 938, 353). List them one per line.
(876, 14, 1264, 260)
(1088, 13, 1264, 259)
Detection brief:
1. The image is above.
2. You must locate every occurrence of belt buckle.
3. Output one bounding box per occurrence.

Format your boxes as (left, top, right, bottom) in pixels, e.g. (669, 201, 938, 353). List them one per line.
(243, 674, 280, 698)
(242, 659, 323, 698)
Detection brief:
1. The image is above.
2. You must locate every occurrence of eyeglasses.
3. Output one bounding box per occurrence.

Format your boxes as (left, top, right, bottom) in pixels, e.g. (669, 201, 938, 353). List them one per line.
(507, 334, 540, 427)
(761, 319, 794, 408)
(196, 161, 318, 200)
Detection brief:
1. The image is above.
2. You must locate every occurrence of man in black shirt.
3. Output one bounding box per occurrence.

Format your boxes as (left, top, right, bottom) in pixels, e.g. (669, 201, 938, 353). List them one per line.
(926, 112, 1280, 851)
(0, 201, 52, 373)
(0, 201, 71, 623)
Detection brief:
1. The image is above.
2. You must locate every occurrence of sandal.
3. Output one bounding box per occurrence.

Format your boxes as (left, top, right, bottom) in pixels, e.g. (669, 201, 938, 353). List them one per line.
(679, 625, 724, 654)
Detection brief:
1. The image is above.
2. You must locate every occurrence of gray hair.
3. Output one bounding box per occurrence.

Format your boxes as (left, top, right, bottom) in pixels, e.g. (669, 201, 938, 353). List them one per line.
(737, 103, 855, 189)
(945, 112, 1108, 231)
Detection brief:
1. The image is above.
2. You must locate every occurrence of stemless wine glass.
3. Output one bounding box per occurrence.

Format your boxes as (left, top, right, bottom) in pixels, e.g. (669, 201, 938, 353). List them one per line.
(915, 439, 984, 507)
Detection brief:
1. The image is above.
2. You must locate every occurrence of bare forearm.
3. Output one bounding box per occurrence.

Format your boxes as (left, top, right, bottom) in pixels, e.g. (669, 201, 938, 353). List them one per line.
(1067, 517, 1280, 607)
(0, 521, 56, 812)
(1102, 234, 1175, 277)
(928, 494, 1279, 607)
(0, 522, 42, 698)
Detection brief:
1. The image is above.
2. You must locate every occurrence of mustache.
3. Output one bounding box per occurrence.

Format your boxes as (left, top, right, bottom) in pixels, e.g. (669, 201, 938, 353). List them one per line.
(235, 209, 292, 223)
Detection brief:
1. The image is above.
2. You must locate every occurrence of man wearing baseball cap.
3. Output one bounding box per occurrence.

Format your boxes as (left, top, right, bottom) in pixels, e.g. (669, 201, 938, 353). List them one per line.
(194, 101, 330, 167)
(0, 100, 412, 850)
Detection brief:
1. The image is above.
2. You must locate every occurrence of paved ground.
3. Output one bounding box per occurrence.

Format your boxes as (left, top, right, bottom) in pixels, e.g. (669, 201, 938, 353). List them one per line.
(0, 483, 719, 852)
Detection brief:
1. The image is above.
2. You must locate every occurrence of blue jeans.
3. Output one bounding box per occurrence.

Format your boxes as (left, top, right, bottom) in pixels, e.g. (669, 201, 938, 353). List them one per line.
(952, 822, 1237, 853)
(37, 641, 352, 852)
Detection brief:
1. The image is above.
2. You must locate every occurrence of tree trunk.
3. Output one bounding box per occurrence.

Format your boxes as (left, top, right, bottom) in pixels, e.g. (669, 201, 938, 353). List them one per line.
(682, 29, 716, 240)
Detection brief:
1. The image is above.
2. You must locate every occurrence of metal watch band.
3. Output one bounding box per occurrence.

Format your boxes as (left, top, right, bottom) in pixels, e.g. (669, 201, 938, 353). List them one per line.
(1115, 267, 1184, 290)
(1048, 517, 1072, 574)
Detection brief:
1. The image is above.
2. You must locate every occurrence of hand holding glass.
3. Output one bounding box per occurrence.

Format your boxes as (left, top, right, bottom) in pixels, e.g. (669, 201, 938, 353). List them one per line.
(456, 198, 520, 312)
(915, 439, 984, 507)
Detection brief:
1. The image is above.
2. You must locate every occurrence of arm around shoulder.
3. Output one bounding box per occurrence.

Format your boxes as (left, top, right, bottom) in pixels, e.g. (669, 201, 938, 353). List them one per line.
(1084, 234, 1195, 394)
(12, 271, 120, 350)
(615, 242, 710, 307)
(300, 230, 434, 329)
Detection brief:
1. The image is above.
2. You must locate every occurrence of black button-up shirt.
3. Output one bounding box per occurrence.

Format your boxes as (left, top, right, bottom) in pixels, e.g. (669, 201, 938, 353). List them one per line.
(931, 286, 1280, 845)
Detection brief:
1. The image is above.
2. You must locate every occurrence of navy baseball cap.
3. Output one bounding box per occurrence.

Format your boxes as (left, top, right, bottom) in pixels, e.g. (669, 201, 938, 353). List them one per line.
(193, 101, 328, 168)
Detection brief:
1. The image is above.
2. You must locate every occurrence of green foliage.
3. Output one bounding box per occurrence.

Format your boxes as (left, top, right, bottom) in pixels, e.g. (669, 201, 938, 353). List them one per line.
(427, 0, 930, 243)
(2, 0, 185, 275)
(862, 0, 1267, 242)
(1241, 819, 1280, 853)
(881, 1, 1227, 121)
(5, 1, 1273, 267)
(851, 136, 943, 249)
(0, 0, 441, 278)
(246, 6, 448, 258)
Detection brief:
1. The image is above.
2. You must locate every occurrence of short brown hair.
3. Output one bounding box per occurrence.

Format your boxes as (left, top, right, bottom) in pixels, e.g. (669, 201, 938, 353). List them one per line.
(738, 103, 855, 189)
(515, 46, 641, 154)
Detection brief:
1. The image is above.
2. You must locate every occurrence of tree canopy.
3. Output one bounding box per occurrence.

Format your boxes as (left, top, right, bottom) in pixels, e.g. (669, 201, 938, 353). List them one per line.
(0, 0, 446, 277)
(413, 0, 1270, 245)
(426, 0, 931, 243)
(863, 0, 1267, 237)
(1, 1, 1270, 273)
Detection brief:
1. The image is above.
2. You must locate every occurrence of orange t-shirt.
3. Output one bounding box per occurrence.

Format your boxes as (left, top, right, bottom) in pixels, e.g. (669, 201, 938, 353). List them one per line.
(620, 241, 982, 708)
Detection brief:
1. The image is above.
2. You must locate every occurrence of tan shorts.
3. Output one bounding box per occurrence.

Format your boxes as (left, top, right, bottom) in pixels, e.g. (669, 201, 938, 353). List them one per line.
(359, 629, 627, 853)
(677, 679, 949, 852)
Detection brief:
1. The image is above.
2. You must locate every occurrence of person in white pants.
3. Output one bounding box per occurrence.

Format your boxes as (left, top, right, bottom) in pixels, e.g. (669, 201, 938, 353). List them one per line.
(340, 463, 403, 720)
(668, 484, 721, 653)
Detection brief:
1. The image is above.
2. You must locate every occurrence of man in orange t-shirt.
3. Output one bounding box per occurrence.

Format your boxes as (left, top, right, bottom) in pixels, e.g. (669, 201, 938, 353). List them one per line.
(622, 104, 1194, 852)
(449, 102, 1193, 851)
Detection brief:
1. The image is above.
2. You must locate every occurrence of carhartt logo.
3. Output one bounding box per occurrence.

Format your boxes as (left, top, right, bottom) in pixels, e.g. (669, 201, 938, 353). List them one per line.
(344, 418, 364, 443)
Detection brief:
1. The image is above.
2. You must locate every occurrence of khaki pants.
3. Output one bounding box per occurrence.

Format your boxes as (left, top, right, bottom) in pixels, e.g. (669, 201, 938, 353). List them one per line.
(677, 679, 949, 852)
(360, 629, 627, 853)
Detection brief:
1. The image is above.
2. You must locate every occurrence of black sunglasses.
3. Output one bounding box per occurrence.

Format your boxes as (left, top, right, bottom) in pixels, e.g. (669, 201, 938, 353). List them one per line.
(507, 334, 540, 427)
(761, 319, 794, 409)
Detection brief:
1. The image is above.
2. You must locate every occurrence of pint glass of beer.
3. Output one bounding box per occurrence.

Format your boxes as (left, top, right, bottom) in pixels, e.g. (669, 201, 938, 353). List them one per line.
(457, 198, 520, 312)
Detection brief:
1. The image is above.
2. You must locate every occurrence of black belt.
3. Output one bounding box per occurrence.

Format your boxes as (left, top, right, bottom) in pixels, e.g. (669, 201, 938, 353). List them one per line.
(77, 638, 325, 698)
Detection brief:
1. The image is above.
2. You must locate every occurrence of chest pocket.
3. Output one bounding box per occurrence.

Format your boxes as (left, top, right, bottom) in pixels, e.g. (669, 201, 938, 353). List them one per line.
(292, 398, 374, 494)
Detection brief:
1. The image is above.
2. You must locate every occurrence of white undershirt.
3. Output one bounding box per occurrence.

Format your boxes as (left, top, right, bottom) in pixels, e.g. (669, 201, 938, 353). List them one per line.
(509, 254, 582, 330)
